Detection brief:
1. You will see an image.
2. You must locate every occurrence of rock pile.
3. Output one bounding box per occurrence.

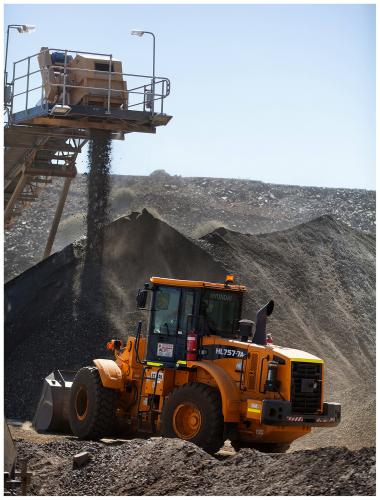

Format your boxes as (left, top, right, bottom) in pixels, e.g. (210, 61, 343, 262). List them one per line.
(12, 437, 376, 496)
(4, 173, 375, 281)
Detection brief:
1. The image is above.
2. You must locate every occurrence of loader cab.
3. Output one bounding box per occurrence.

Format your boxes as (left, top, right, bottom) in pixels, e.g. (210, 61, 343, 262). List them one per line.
(142, 277, 245, 367)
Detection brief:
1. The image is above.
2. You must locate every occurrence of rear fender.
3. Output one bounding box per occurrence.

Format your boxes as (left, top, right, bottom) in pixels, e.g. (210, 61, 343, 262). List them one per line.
(186, 360, 241, 422)
(93, 359, 123, 390)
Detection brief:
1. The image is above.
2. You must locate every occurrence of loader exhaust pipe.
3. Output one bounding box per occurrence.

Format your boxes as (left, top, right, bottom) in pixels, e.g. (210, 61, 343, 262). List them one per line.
(252, 300, 274, 346)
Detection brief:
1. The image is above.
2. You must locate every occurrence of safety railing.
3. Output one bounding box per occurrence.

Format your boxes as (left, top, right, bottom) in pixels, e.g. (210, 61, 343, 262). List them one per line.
(5, 47, 171, 124)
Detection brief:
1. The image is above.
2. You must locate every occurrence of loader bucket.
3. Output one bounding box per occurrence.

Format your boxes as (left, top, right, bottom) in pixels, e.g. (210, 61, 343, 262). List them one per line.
(33, 370, 76, 433)
(4, 420, 17, 477)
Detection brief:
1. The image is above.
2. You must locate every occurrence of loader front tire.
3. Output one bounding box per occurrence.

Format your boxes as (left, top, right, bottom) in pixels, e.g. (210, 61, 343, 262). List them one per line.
(160, 382, 224, 454)
(69, 366, 117, 440)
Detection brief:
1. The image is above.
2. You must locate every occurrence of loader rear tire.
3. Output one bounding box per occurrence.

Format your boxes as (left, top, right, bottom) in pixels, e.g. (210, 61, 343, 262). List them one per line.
(69, 366, 117, 440)
(161, 382, 224, 454)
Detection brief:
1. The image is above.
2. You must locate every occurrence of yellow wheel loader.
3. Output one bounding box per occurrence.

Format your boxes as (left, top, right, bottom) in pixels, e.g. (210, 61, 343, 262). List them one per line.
(34, 276, 341, 453)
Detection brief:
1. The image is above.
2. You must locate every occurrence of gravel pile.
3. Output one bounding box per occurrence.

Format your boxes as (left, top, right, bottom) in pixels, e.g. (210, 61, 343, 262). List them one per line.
(4, 172, 375, 281)
(12, 437, 376, 496)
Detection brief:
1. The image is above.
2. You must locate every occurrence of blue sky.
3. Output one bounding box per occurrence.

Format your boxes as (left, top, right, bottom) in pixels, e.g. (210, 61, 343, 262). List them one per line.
(4, 3, 376, 189)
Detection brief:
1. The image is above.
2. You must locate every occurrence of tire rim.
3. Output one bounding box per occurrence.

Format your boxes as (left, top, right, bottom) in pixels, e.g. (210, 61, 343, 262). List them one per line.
(172, 403, 202, 439)
(75, 386, 89, 421)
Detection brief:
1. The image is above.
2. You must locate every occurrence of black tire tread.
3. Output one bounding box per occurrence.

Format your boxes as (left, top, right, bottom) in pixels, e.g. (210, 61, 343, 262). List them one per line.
(69, 366, 117, 440)
(161, 382, 224, 454)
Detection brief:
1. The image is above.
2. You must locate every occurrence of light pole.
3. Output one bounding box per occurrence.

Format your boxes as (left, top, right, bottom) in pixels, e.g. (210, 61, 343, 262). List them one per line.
(131, 30, 156, 114)
(4, 24, 36, 107)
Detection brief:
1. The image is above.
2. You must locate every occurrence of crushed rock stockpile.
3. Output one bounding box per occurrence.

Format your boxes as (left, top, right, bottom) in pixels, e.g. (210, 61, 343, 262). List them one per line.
(200, 215, 376, 450)
(4, 211, 375, 452)
(4, 172, 375, 281)
(4, 210, 226, 420)
(13, 437, 375, 496)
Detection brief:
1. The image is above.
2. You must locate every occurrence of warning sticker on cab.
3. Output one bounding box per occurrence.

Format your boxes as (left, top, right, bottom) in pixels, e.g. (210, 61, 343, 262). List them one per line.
(157, 343, 174, 358)
(248, 402, 262, 413)
(246, 400, 262, 419)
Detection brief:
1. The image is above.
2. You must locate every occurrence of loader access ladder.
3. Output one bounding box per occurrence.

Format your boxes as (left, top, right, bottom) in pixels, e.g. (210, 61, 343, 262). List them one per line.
(136, 365, 164, 433)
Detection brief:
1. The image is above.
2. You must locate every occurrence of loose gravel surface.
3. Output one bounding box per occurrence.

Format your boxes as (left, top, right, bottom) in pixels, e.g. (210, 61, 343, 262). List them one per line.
(11, 436, 375, 496)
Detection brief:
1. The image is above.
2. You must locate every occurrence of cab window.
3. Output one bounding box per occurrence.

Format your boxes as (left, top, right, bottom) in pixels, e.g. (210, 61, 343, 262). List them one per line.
(179, 289, 196, 333)
(152, 286, 180, 335)
(200, 289, 241, 337)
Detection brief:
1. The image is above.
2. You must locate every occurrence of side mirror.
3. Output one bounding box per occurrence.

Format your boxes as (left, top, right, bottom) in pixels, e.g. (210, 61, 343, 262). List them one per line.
(136, 289, 148, 309)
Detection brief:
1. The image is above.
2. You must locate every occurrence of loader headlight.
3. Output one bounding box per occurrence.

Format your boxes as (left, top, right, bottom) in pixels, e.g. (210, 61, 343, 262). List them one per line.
(265, 360, 279, 392)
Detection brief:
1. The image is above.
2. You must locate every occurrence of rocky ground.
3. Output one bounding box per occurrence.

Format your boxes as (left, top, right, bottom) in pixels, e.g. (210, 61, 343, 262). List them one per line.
(7, 429, 376, 496)
(4, 171, 375, 282)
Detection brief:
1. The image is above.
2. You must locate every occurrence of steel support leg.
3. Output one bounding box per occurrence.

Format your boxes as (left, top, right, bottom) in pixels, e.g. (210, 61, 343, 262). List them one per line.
(43, 177, 72, 259)
(4, 174, 29, 224)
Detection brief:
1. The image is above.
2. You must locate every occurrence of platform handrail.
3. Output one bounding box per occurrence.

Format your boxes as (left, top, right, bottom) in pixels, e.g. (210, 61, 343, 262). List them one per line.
(11, 67, 170, 108)
(6, 47, 171, 123)
(12, 47, 113, 65)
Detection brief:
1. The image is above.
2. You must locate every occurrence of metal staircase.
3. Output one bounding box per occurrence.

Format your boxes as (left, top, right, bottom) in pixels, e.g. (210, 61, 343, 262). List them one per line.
(4, 127, 85, 222)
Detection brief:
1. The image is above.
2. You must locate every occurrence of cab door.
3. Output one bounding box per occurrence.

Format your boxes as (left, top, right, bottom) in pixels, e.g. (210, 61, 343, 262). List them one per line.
(146, 286, 196, 366)
(176, 288, 197, 361)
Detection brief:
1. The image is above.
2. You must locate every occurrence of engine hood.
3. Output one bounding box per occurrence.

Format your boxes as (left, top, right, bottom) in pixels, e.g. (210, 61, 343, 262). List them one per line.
(271, 345, 324, 364)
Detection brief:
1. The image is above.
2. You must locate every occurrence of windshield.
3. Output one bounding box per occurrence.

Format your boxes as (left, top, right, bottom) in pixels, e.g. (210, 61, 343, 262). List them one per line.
(200, 289, 242, 337)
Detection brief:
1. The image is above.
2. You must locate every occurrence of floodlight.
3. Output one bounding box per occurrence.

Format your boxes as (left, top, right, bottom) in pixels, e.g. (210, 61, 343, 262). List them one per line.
(50, 104, 71, 116)
(17, 25, 36, 33)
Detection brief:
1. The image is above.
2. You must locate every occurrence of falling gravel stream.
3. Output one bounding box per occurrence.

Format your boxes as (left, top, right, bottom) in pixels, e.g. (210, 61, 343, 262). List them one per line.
(85, 130, 112, 264)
